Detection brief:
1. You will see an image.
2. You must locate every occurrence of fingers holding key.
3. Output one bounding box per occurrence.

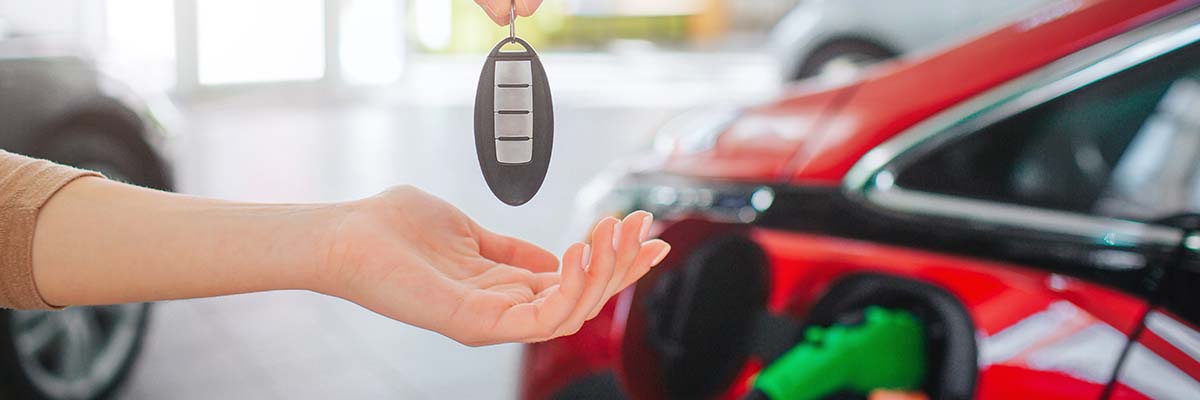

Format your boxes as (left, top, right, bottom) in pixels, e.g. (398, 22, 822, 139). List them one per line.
(476, 0, 543, 26)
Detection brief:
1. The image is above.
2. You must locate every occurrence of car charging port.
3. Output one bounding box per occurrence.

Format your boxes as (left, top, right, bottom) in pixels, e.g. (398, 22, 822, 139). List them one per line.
(638, 235, 771, 399)
(624, 233, 977, 400)
(788, 274, 980, 400)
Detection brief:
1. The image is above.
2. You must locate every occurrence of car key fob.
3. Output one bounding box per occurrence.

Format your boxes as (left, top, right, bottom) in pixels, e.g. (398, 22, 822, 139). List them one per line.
(474, 36, 553, 206)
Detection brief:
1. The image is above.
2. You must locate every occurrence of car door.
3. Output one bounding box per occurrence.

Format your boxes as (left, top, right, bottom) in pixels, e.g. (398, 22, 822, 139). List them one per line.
(847, 11, 1200, 398)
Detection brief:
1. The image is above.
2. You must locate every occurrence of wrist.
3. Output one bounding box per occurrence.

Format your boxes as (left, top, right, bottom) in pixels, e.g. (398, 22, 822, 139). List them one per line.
(278, 201, 357, 295)
(302, 186, 422, 299)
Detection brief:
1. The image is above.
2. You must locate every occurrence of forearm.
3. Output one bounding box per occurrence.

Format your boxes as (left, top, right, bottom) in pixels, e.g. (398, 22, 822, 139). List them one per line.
(31, 177, 340, 306)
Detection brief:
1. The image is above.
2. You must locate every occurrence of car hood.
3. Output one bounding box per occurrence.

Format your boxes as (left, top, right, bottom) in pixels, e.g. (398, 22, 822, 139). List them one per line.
(660, 82, 858, 182)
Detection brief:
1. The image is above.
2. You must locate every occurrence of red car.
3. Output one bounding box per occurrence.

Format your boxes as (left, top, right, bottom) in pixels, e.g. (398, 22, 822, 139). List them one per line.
(521, 0, 1200, 399)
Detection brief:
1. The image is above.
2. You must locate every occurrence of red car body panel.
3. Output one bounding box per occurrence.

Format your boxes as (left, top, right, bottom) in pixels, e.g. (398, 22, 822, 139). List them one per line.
(519, 302, 620, 400)
(751, 230, 1147, 336)
(981, 366, 1147, 400)
(520, 0, 1200, 398)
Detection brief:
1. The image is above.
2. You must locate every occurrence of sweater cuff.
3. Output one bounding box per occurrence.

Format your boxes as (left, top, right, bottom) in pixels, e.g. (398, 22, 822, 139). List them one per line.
(1, 154, 103, 309)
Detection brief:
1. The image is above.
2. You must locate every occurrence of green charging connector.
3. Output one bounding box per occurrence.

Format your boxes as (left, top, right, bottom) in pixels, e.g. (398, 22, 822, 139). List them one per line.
(752, 307, 926, 400)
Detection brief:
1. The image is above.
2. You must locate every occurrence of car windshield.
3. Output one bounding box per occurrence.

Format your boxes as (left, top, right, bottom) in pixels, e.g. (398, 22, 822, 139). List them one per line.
(895, 40, 1200, 224)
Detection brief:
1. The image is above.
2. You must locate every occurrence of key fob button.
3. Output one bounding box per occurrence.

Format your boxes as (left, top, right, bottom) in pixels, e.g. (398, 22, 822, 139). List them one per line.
(494, 87, 533, 111)
(495, 139, 533, 164)
(495, 60, 532, 85)
(495, 113, 533, 138)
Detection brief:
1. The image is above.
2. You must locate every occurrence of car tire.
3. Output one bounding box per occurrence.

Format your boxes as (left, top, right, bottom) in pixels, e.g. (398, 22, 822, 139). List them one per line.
(0, 119, 167, 400)
(795, 39, 897, 81)
(0, 305, 151, 400)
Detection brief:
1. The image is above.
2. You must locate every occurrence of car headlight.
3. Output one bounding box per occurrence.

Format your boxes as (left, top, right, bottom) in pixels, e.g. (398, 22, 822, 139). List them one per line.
(567, 171, 779, 248)
(634, 180, 775, 224)
(564, 107, 744, 246)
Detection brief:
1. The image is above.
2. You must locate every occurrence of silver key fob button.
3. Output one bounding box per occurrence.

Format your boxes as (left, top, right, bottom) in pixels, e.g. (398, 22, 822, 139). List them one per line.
(474, 37, 553, 206)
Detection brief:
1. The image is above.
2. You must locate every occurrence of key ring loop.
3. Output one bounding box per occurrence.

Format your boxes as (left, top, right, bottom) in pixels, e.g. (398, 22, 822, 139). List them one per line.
(509, 1, 516, 39)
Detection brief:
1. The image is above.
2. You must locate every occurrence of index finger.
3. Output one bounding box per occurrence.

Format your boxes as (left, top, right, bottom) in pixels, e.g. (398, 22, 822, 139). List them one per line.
(475, 0, 510, 26)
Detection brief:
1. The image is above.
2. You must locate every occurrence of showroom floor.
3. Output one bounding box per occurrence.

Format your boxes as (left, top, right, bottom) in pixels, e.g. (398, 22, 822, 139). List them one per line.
(113, 50, 779, 399)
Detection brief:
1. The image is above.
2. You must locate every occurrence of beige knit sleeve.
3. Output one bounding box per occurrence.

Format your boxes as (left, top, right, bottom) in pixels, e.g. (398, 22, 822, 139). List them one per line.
(0, 150, 102, 309)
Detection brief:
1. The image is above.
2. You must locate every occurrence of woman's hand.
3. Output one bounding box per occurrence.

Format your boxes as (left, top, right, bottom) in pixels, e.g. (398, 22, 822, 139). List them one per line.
(316, 186, 670, 346)
(474, 0, 543, 26)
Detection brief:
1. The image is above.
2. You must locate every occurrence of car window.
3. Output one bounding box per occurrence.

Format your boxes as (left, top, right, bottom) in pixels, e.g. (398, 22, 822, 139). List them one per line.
(895, 42, 1200, 223)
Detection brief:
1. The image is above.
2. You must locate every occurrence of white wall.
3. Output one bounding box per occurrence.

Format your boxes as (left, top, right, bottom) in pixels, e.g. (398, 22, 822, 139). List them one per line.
(0, 0, 104, 49)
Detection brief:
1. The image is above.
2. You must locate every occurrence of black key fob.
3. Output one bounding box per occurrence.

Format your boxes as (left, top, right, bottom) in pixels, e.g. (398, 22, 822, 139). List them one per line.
(474, 37, 553, 206)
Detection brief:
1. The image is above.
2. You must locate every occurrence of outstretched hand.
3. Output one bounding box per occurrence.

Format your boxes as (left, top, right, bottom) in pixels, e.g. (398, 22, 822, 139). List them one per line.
(317, 186, 670, 346)
(474, 0, 543, 26)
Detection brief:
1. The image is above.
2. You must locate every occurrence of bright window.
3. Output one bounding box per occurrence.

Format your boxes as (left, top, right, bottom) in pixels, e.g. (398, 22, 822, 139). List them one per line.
(196, 0, 325, 85)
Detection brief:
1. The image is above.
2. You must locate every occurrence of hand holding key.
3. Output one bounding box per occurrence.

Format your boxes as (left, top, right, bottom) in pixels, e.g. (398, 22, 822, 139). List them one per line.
(475, 0, 544, 25)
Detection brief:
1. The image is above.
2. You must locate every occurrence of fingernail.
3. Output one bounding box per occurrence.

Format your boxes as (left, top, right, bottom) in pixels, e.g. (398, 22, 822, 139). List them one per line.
(612, 222, 622, 248)
(639, 214, 653, 241)
(651, 245, 670, 266)
(580, 245, 591, 268)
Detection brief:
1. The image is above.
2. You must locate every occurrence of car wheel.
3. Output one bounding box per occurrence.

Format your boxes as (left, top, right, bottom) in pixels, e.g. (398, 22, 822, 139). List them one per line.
(0, 121, 167, 400)
(796, 39, 897, 82)
(0, 305, 151, 400)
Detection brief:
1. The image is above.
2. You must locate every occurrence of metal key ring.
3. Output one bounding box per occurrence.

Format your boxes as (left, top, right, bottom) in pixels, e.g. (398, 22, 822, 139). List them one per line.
(509, 1, 517, 39)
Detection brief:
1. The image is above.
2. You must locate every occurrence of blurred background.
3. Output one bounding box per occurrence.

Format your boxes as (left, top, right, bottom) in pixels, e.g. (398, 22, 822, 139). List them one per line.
(0, 0, 1048, 399)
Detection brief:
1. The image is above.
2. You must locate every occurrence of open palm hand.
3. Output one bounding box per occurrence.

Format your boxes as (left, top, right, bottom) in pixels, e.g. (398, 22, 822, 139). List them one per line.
(318, 186, 669, 346)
